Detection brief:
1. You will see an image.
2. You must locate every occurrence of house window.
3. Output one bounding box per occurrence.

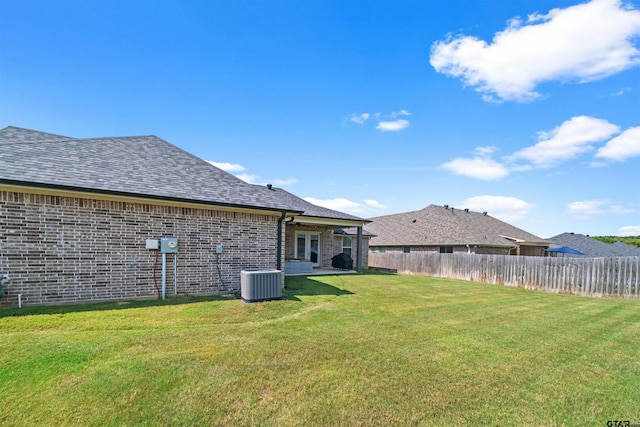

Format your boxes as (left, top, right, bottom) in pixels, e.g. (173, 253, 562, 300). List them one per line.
(380, 247, 386, 253)
(342, 236, 352, 257)
(439, 246, 453, 254)
(403, 247, 411, 253)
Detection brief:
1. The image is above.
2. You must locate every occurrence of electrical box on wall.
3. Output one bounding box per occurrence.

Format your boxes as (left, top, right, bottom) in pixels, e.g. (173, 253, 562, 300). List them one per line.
(216, 244, 223, 254)
(161, 237, 178, 253)
(146, 239, 159, 250)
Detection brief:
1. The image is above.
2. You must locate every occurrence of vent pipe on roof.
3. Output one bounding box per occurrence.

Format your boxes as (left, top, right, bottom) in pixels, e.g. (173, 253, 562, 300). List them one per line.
(465, 208, 469, 213)
(483, 212, 487, 215)
(266, 184, 274, 190)
(443, 204, 448, 209)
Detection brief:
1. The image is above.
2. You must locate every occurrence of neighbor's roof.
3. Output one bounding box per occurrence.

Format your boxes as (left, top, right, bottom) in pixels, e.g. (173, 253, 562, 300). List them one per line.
(547, 233, 640, 257)
(365, 204, 549, 248)
(0, 126, 364, 222)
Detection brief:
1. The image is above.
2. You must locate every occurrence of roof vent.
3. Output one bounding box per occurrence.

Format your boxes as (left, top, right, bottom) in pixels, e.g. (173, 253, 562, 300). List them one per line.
(465, 208, 469, 213)
(483, 211, 487, 215)
(412, 219, 417, 223)
(443, 204, 449, 209)
(266, 184, 274, 190)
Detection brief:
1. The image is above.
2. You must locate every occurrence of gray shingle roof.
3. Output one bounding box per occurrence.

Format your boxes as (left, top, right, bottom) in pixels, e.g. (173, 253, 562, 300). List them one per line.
(611, 241, 640, 256)
(548, 233, 640, 257)
(0, 126, 364, 222)
(263, 187, 366, 222)
(0, 127, 71, 143)
(366, 204, 549, 247)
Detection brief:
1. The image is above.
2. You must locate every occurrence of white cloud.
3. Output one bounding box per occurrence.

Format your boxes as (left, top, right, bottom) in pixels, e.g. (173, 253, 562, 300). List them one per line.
(441, 156, 509, 180)
(348, 110, 411, 132)
(207, 161, 245, 172)
(509, 116, 620, 167)
(460, 195, 535, 222)
(390, 110, 411, 118)
(611, 87, 632, 96)
(233, 173, 297, 187)
(304, 197, 362, 212)
(350, 113, 371, 124)
(441, 116, 633, 181)
(235, 173, 260, 184)
(364, 199, 388, 209)
(271, 178, 299, 186)
(474, 146, 499, 156)
(304, 197, 388, 216)
(595, 126, 640, 161)
(618, 225, 640, 236)
(376, 119, 410, 132)
(430, 0, 640, 102)
(208, 161, 297, 187)
(566, 199, 636, 218)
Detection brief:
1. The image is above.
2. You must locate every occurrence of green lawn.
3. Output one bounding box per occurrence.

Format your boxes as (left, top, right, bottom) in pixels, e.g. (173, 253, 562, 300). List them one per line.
(1, 272, 638, 426)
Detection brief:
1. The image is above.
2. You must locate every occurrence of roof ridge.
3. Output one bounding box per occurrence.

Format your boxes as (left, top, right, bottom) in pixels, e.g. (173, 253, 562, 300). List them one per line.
(0, 125, 71, 138)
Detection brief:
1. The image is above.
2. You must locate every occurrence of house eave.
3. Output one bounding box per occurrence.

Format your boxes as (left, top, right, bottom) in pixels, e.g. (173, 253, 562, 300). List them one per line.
(499, 235, 550, 246)
(0, 180, 304, 217)
(288, 215, 369, 228)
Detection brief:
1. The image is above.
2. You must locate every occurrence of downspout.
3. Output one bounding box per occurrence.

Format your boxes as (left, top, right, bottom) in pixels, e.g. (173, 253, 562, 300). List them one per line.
(276, 211, 287, 270)
(356, 226, 363, 273)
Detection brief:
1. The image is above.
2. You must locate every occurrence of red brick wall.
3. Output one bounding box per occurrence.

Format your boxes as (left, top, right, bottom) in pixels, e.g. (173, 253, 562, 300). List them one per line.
(0, 191, 281, 307)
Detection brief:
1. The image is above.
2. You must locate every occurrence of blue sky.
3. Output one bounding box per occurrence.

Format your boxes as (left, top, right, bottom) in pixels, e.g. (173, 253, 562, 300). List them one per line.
(1, 0, 639, 238)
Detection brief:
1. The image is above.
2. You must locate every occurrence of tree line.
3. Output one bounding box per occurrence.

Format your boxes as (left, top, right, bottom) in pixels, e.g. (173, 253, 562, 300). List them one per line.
(592, 236, 640, 248)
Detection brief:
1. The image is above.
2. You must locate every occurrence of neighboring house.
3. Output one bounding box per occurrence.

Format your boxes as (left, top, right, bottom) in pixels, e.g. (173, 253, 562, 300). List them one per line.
(0, 126, 368, 307)
(366, 204, 550, 256)
(547, 233, 640, 257)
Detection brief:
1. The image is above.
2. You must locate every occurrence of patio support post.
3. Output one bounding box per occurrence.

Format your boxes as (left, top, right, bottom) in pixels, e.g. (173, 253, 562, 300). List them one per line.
(356, 226, 363, 273)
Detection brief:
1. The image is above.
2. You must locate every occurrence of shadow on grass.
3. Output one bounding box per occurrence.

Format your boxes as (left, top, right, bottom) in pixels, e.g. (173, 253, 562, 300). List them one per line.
(284, 276, 354, 300)
(1, 271, 389, 316)
(0, 294, 236, 318)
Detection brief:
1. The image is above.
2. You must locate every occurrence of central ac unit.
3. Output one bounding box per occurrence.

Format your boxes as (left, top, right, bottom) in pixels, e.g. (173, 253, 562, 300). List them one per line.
(240, 269, 282, 303)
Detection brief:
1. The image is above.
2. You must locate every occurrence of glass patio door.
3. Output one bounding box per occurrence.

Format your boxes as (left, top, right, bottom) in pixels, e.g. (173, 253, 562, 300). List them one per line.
(295, 232, 321, 267)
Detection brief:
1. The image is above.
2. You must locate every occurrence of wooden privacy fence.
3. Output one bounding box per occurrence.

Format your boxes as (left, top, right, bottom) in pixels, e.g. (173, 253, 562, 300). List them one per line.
(368, 252, 640, 298)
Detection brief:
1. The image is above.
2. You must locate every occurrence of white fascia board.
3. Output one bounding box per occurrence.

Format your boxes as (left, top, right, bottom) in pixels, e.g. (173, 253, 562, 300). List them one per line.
(288, 215, 366, 228)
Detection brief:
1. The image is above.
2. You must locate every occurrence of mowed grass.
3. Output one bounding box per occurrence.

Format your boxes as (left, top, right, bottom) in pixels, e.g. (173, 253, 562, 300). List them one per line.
(1, 272, 638, 426)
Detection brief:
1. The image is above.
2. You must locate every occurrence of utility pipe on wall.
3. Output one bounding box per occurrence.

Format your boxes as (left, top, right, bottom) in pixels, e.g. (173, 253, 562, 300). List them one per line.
(161, 252, 167, 300)
(174, 254, 178, 295)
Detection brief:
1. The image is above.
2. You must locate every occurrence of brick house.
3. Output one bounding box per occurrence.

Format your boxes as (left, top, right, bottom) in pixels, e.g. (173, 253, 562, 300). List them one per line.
(366, 204, 550, 256)
(0, 126, 369, 307)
